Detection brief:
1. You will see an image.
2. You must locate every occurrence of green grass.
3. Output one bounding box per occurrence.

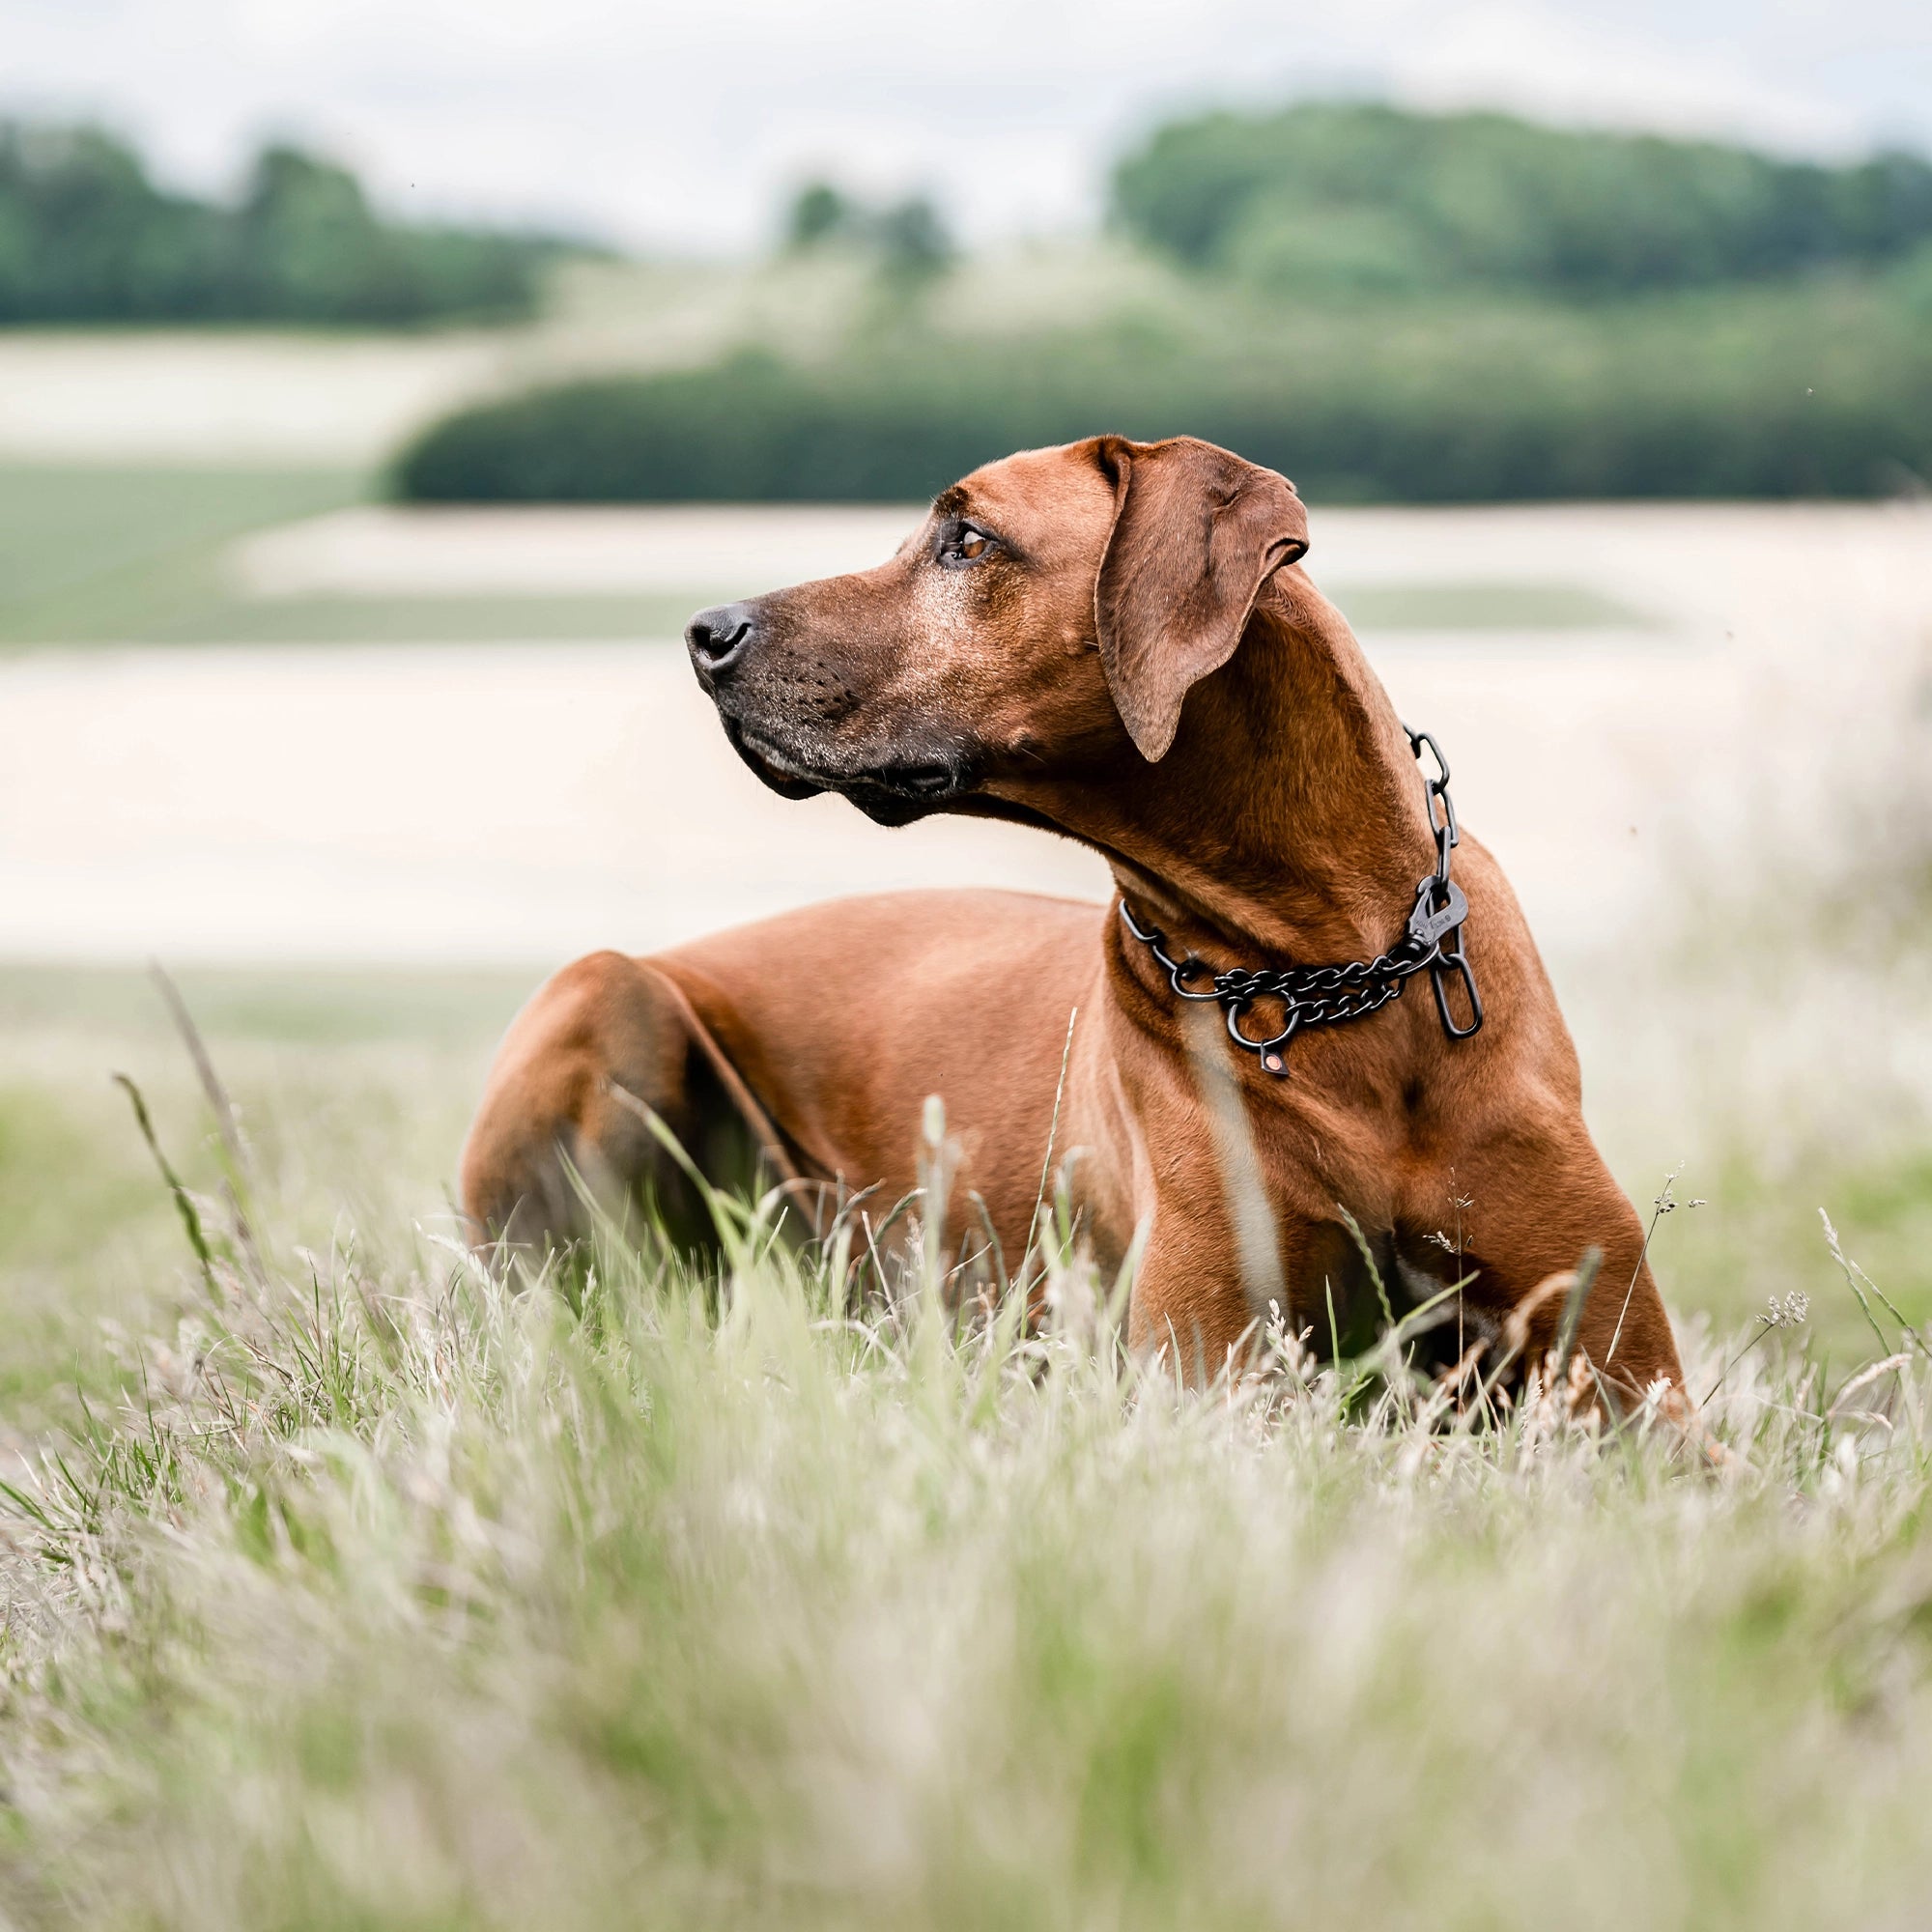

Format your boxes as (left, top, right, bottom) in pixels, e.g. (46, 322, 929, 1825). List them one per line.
(1662, 1141, 1932, 1347)
(0, 963, 535, 1045)
(0, 1091, 1927, 1928)
(0, 464, 365, 646)
(0, 963, 1929, 1925)
(0, 966, 531, 1428)
(141, 590, 726, 644)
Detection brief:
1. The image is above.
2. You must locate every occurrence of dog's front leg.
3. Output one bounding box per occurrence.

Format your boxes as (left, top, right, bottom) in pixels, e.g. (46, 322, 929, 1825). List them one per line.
(1422, 1136, 1689, 1411)
(1121, 1195, 1279, 1387)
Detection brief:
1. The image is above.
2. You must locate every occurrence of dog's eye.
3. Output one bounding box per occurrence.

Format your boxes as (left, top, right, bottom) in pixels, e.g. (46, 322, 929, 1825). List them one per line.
(938, 523, 996, 567)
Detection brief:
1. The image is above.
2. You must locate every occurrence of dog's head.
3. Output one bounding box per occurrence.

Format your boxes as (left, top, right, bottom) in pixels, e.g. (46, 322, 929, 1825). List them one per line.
(685, 436, 1309, 827)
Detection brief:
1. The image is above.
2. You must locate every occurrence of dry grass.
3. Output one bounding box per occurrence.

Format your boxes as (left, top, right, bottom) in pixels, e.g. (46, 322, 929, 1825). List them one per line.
(0, 1035, 1927, 1928)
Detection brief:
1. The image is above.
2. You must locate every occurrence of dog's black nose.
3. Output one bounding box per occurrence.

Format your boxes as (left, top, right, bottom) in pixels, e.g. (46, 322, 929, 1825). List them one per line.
(686, 602, 755, 679)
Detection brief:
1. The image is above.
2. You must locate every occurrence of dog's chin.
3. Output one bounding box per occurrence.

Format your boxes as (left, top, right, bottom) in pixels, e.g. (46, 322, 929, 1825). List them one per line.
(723, 718, 972, 824)
(839, 783, 946, 829)
(722, 717, 826, 801)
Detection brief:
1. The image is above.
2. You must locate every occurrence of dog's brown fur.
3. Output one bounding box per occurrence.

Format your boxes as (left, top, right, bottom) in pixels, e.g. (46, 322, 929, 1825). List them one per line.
(461, 436, 1684, 1401)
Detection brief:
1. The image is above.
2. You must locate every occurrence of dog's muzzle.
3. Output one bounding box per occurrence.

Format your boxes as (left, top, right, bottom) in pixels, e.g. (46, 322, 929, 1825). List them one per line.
(686, 599, 976, 823)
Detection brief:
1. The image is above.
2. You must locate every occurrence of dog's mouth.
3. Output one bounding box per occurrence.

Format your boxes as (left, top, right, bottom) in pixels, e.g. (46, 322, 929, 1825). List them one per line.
(723, 717, 973, 825)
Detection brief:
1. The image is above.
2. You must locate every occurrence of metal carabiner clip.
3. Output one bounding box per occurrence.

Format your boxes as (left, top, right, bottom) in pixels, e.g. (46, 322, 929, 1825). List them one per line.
(1430, 936, 1484, 1040)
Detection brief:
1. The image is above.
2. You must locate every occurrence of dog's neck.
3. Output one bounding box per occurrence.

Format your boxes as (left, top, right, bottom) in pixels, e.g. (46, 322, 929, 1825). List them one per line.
(1067, 575, 1435, 969)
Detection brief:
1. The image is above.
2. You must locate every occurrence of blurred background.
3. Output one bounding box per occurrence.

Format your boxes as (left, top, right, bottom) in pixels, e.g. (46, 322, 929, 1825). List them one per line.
(2, 0, 1931, 1415)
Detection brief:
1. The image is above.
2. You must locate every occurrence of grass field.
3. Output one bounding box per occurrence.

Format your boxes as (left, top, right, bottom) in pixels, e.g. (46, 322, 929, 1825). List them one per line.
(0, 947, 1929, 1926)
(0, 966, 530, 1423)
(0, 466, 367, 647)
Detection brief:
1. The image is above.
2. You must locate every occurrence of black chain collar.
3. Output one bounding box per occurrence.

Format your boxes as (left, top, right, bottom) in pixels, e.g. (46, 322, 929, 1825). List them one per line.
(1120, 724, 1483, 1077)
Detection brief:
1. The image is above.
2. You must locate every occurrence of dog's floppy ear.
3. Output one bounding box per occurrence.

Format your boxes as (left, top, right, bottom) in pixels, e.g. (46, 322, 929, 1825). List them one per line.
(1092, 436, 1309, 762)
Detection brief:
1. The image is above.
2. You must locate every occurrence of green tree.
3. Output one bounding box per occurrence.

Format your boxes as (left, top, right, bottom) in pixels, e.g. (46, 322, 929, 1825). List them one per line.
(874, 195, 952, 279)
(0, 119, 564, 326)
(1112, 102, 1932, 298)
(785, 181, 856, 250)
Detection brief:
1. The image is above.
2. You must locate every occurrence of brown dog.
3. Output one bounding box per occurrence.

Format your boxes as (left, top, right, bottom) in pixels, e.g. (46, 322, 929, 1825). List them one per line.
(461, 436, 1685, 1402)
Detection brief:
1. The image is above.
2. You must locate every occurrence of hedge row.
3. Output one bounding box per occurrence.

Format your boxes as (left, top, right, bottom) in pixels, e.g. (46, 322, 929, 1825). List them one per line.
(396, 280, 1932, 502)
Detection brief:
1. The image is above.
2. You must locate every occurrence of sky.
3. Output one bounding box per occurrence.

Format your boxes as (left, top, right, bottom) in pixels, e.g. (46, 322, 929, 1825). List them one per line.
(5, 0, 1930, 252)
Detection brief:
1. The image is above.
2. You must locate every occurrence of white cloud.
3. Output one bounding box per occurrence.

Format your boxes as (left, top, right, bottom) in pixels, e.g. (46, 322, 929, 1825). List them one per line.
(1382, 2, 1869, 151)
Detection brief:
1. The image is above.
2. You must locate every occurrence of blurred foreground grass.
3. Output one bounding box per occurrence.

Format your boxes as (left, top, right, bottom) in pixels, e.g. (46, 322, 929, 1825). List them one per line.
(0, 980, 1929, 1926)
(1, 906, 1931, 1930)
(0, 966, 531, 1431)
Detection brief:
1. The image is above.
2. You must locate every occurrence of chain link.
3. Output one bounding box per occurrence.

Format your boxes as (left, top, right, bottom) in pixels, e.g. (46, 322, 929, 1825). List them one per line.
(1120, 723, 1484, 1076)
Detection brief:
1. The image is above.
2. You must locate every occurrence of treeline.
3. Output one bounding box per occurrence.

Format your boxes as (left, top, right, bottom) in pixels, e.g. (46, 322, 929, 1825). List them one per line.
(783, 182, 953, 277)
(396, 274, 1932, 503)
(387, 99, 1932, 502)
(0, 124, 563, 325)
(1111, 101, 1932, 297)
